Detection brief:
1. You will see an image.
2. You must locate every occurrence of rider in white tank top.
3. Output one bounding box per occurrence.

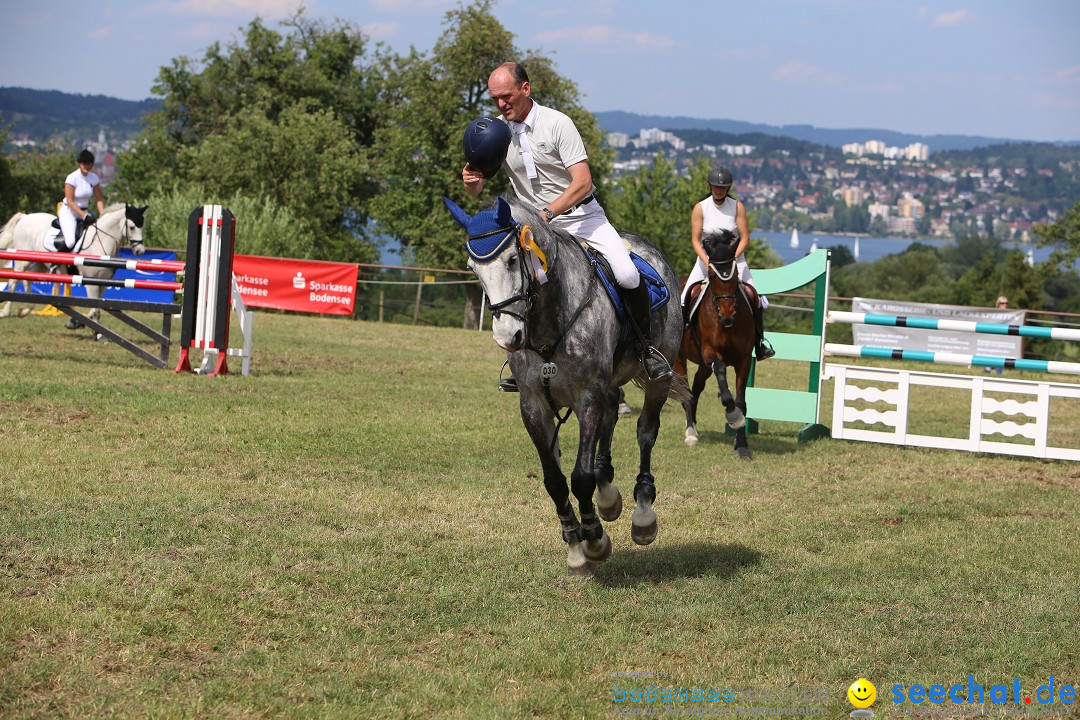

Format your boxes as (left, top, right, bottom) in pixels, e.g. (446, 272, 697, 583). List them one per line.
(682, 165, 774, 360)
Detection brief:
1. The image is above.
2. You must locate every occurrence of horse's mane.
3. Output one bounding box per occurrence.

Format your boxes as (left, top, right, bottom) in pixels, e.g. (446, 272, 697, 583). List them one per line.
(103, 203, 128, 215)
(702, 229, 737, 263)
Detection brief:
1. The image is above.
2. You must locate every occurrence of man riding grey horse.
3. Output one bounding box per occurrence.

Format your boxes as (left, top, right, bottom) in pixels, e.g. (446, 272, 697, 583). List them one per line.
(461, 61, 671, 389)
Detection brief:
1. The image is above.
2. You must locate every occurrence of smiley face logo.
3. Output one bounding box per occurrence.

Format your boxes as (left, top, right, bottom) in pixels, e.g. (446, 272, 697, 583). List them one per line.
(848, 679, 877, 709)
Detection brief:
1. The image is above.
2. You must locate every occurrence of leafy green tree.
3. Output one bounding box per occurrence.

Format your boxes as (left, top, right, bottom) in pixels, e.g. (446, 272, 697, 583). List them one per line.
(605, 152, 695, 274)
(0, 123, 15, 219)
(116, 13, 382, 262)
(131, 184, 317, 258)
(5, 149, 81, 215)
(1035, 200, 1080, 272)
(830, 246, 954, 304)
(368, 0, 609, 272)
(178, 102, 374, 262)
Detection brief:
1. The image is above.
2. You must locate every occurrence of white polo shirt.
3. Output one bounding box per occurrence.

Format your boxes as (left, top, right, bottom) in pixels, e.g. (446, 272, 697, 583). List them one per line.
(502, 101, 594, 210)
(64, 169, 100, 209)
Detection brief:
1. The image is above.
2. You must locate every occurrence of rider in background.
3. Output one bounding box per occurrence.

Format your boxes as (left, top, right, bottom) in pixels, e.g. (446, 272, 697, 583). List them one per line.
(463, 61, 672, 386)
(681, 165, 775, 361)
(58, 149, 105, 253)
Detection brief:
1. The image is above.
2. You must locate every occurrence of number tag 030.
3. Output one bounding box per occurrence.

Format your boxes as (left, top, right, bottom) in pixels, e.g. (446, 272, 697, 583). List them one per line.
(540, 362, 558, 380)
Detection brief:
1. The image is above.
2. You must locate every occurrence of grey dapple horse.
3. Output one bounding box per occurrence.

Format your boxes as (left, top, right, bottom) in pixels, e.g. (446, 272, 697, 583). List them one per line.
(0, 203, 147, 324)
(445, 195, 686, 576)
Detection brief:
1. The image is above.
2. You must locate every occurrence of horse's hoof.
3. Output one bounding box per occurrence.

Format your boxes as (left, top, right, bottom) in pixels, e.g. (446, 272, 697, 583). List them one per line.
(96, 333, 107, 343)
(631, 520, 658, 546)
(17, 307, 31, 318)
(631, 506, 658, 546)
(584, 532, 612, 562)
(595, 484, 623, 522)
(685, 427, 699, 446)
(735, 447, 753, 461)
(65, 318, 82, 330)
(567, 561, 596, 578)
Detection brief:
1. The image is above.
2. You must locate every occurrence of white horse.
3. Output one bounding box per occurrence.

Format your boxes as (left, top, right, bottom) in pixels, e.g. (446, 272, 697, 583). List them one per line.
(0, 203, 148, 324)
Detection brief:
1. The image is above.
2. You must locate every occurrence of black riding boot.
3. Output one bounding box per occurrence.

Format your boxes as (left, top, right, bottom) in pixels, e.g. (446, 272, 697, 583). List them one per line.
(753, 301, 776, 360)
(626, 283, 672, 380)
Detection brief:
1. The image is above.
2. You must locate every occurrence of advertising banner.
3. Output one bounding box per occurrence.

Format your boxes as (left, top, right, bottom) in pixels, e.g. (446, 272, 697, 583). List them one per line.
(232, 254, 358, 316)
(851, 297, 1026, 357)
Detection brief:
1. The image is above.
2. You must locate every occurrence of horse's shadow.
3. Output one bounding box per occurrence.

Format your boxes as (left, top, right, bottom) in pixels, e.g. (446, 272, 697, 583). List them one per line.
(594, 541, 763, 587)
(690, 431, 800, 456)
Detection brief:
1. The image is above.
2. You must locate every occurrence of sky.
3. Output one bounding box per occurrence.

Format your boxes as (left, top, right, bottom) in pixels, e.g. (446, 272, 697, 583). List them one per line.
(1, 0, 1078, 143)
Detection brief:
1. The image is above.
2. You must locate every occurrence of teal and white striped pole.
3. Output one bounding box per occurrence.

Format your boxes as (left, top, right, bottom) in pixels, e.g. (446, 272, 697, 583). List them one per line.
(824, 343, 1080, 375)
(829, 311, 1080, 342)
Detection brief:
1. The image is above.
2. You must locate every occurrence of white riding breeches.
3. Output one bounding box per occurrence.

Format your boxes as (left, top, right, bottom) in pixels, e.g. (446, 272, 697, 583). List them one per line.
(550, 199, 640, 289)
(681, 255, 767, 308)
(57, 204, 80, 250)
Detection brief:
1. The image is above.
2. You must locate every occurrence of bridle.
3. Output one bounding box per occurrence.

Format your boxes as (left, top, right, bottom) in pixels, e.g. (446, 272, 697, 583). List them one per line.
(84, 204, 144, 252)
(468, 221, 593, 360)
(472, 225, 534, 325)
(708, 255, 739, 317)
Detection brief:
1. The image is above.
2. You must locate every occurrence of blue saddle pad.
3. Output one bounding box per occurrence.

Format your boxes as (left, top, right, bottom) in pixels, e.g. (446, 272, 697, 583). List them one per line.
(590, 250, 670, 320)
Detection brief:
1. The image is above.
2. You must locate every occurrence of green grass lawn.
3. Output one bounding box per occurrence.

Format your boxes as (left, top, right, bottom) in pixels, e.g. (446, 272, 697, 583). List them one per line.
(0, 311, 1077, 719)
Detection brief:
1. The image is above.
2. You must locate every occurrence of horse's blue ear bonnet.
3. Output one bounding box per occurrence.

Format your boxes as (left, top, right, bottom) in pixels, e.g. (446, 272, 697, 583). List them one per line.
(443, 196, 518, 263)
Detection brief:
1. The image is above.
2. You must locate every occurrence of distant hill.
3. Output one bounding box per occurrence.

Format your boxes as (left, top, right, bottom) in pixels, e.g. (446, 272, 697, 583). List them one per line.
(594, 110, 1076, 152)
(0, 87, 160, 145)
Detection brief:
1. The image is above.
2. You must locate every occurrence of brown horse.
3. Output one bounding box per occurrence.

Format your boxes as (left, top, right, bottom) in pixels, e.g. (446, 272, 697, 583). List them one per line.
(675, 230, 758, 459)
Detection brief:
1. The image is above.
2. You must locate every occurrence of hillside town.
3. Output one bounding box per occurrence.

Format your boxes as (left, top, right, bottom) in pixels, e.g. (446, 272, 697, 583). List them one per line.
(608, 128, 1076, 242)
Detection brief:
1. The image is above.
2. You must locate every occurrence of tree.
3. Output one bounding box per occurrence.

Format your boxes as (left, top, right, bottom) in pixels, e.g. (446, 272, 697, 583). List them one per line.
(605, 152, 696, 275)
(5, 148, 79, 215)
(116, 13, 382, 262)
(367, 0, 608, 325)
(1035, 200, 1080, 272)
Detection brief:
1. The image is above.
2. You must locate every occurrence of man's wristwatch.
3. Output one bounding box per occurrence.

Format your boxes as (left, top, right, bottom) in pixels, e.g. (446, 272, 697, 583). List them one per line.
(542, 207, 555, 221)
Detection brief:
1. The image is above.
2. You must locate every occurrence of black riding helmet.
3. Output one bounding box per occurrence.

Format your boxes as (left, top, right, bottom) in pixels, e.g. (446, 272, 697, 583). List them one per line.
(463, 116, 511, 179)
(77, 149, 95, 165)
(708, 164, 733, 187)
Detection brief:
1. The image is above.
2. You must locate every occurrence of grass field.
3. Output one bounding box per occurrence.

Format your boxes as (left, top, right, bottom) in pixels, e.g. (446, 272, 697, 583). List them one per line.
(1, 310, 1077, 719)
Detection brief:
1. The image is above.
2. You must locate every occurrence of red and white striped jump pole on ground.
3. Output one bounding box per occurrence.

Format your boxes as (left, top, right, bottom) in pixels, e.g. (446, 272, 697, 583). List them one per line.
(0, 268, 183, 292)
(0, 248, 186, 274)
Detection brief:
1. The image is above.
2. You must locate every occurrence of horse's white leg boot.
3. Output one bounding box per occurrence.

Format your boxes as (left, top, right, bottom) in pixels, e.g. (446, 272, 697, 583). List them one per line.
(631, 501, 657, 545)
(566, 541, 594, 578)
(593, 482, 622, 522)
(684, 425, 699, 446)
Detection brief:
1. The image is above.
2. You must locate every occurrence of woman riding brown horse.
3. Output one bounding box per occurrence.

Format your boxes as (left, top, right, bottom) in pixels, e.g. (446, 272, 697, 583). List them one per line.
(675, 229, 759, 459)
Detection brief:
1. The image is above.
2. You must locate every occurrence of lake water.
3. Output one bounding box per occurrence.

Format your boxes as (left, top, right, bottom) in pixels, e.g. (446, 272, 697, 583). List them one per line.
(377, 230, 1058, 269)
(756, 230, 1055, 267)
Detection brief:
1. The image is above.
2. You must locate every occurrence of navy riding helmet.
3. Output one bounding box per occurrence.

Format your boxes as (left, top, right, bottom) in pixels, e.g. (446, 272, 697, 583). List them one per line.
(463, 116, 511, 178)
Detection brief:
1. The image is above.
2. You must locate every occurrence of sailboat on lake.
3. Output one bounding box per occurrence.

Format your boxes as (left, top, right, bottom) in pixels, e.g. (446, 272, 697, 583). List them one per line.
(789, 228, 800, 249)
(854, 236, 861, 261)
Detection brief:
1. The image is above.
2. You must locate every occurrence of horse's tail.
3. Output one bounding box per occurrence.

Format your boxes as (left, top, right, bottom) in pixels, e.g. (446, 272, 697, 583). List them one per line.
(632, 372, 692, 406)
(0, 213, 25, 250)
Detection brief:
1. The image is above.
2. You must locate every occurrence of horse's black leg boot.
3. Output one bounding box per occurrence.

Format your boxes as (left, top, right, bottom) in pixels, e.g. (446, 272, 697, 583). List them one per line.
(626, 283, 672, 380)
(753, 301, 775, 360)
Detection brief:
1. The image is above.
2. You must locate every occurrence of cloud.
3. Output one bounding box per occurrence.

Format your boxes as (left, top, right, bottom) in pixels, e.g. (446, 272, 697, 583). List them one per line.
(1054, 66, 1080, 83)
(369, 0, 453, 11)
(144, 0, 304, 18)
(89, 26, 114, 40)
(534, 25, 672, 49)
(932, 9, 971, 27)
(360, 21, 399, 40)
(1030, 93, 1078, 110)
(772, 60, 821, 82)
